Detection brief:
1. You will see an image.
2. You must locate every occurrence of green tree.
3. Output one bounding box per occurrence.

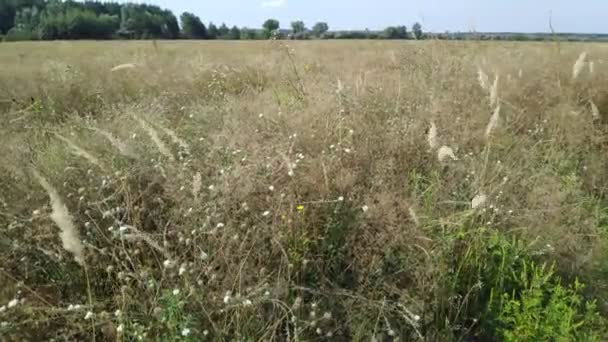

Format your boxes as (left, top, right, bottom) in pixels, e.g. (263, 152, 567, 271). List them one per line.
(262, 18, 279, 38)
(291, 20, 305, 34)
(412, 22, 422, 39)
(207, 22, 218, 39)
(180, 12, 206, 39)
(312, 21, 328, 37)
(240, 27, 256, 40)
(383, 25, 407, 39)
(218, 22, 229, 38)
(228, 25, 240, 40)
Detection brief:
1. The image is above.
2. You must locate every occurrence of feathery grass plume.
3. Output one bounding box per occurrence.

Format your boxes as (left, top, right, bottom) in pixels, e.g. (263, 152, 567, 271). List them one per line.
(572, 52, 587, 79)
(408, 206, 420, 226)
(477, 67, 489, 91)
(55, 134, 102, 167)
(489, 74, 499, 107)
(589, 61, 595, 74)
(192, 172, 202, 199)
(590, 100, 600, 118)
(111, 63, 136, 72)
(471, 193, 487, 209)
(437, 146, 458, 162)
(158, 124, 190, 152)
(427, 122, 438, 150)
(134, 117, 175, 161)
(32, 169, 85, 266)
(92, 127, 137, 159)
(485, 105, 501, 138)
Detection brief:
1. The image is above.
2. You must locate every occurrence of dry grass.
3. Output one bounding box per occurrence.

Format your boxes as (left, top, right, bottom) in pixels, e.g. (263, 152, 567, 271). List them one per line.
(1, 40, 607, 341)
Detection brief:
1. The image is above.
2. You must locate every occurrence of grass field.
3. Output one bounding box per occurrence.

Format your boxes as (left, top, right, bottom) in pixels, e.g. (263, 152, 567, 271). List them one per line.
(1, 40, 608, 341)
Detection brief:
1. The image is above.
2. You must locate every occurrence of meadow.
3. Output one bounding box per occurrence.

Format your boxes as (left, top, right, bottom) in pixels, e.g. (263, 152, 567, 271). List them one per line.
(1, 39, 608, 341)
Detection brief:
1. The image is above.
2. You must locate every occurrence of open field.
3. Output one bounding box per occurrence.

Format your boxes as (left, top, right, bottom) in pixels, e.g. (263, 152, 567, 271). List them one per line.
(1, 40, 608, 340)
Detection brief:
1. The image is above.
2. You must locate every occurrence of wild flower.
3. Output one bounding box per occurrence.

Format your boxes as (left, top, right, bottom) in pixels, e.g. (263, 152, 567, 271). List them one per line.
(173, 289, 180, 296)
(181, 328, 191, 337)
(84, 311, 94, 320)
(362, 205, 369, 213)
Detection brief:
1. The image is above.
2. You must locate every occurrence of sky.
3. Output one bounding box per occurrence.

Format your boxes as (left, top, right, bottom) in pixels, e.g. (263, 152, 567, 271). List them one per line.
(146, 0, 607, 33)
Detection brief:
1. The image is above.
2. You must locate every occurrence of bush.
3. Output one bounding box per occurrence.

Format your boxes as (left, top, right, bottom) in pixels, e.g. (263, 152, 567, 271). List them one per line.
(4, 28, 37, 41)
(497, 263, 606, 341)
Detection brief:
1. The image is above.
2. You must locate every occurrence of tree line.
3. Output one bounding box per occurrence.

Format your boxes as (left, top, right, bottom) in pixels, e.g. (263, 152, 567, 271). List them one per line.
(0, 0, 424, 41)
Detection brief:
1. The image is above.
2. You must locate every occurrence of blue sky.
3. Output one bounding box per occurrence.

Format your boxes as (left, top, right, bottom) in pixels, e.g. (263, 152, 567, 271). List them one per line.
(149, 0, 606, 33)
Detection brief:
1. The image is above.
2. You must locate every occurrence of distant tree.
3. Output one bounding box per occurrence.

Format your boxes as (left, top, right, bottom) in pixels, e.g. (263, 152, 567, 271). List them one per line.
(291, 20, 305, 34)
(228, 25, 240, 40)
(412, 22, 422, 39)
(312, 21, 328, 37)
(180, 12, 206, 39)
(240, 27, 257, 40)
(218, 22, 229, 37)
(207, 22, 218, 39)
(383, 25, 407, 39)
(262, 18, 279, 38)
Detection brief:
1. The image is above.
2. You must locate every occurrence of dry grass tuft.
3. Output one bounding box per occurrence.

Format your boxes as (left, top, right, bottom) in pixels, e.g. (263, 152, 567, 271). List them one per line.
(55, 133, 102, 167)
(573, 51, 587, 79)
(32, 169, 85, 266)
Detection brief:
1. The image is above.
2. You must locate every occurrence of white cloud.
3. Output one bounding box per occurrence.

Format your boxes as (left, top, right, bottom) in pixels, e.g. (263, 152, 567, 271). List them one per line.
(261, 0, 286, 8)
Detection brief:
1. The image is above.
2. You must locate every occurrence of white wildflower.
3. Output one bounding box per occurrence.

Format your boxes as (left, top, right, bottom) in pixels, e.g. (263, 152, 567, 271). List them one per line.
(179, 266, 186, 276)
(163, 259, 173, 268)
(243, 299, 253, 306)
(116, 324, 124, 333)
(172, 289, 180, 296)
(181, 328, 191, 337)
(338, 196, 344, 202)
(362, 205, 369, 213)
(262, 211, 271, 217)
(323, 312, 332, 320)
(268, 185, 274, 191)
(84, 311, 94, 320)
(115, 309, 122, 317)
